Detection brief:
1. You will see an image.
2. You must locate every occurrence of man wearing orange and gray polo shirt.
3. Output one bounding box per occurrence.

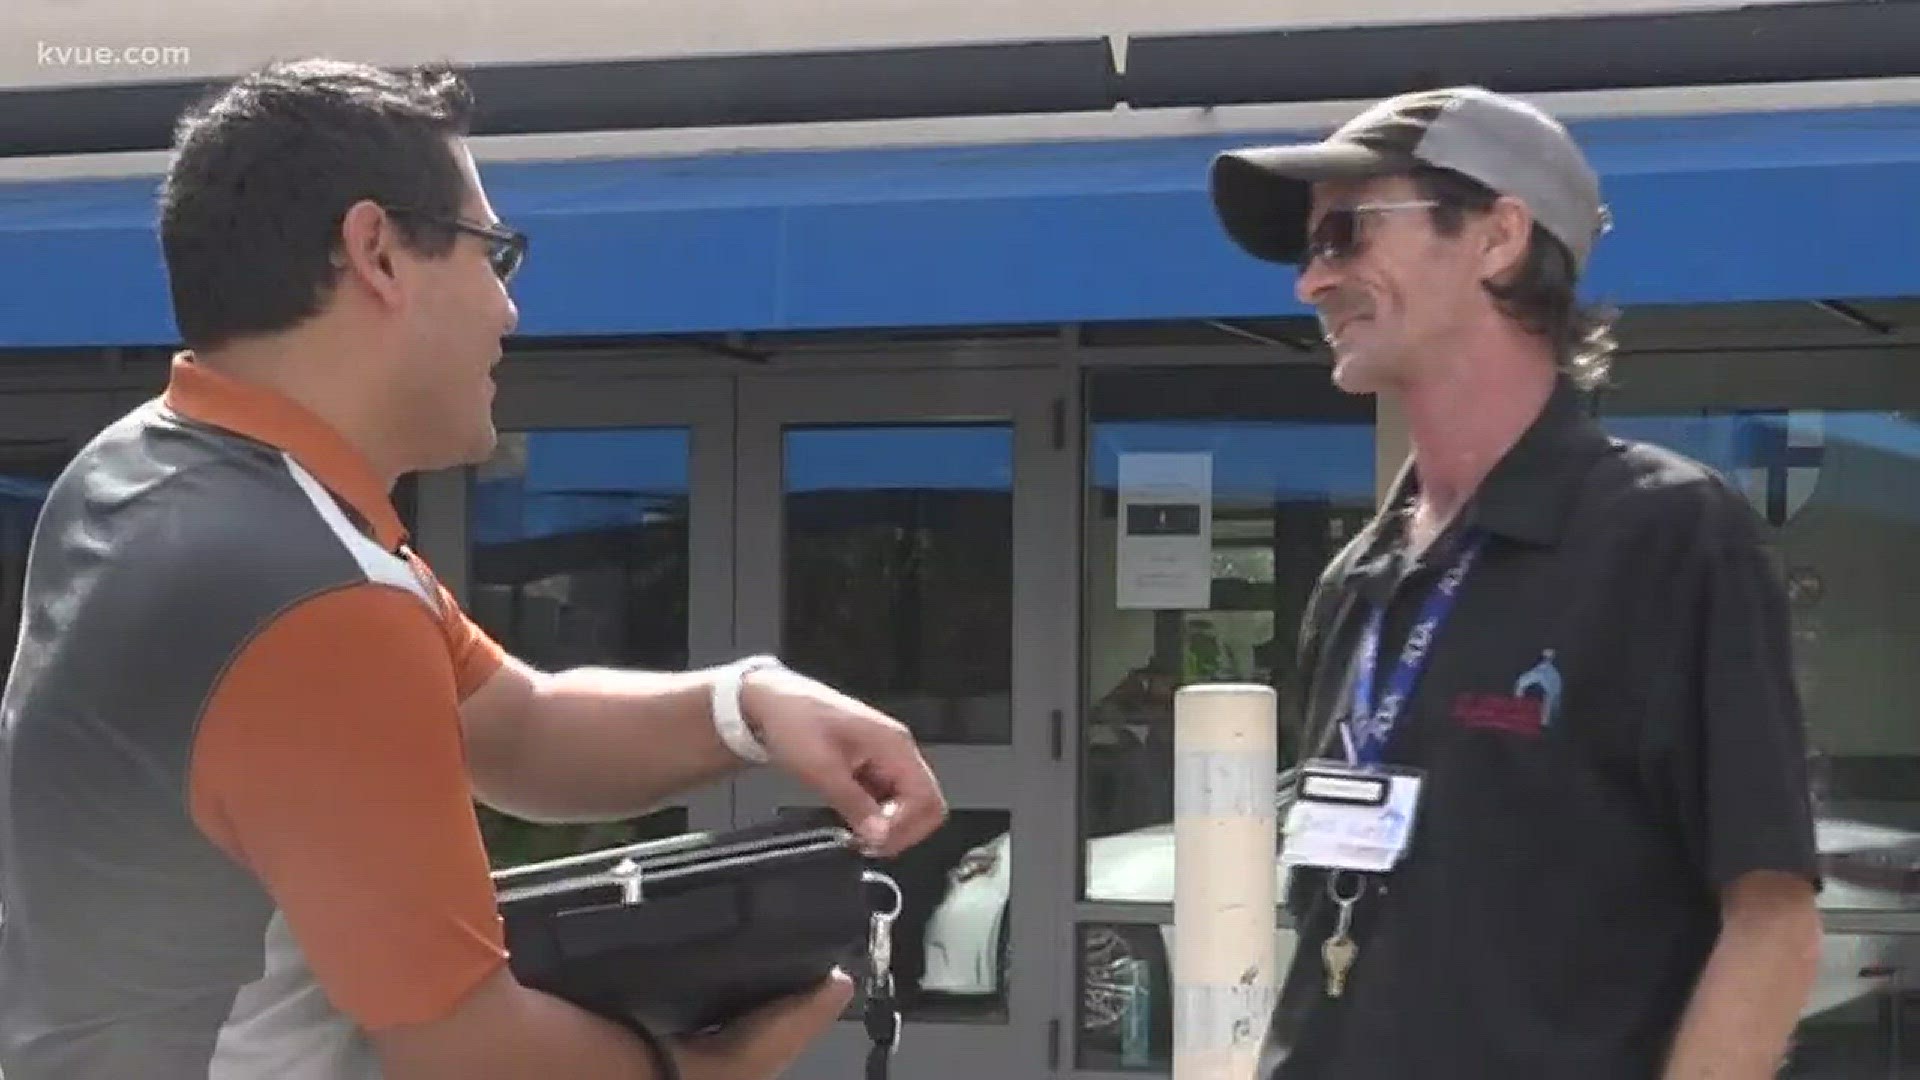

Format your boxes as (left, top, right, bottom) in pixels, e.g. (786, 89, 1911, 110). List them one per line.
(0, 60, 945, 1080)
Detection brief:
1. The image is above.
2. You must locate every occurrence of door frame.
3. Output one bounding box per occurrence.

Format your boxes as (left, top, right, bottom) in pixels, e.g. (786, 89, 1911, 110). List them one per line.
(727, 366, 1077, 1079)
(423, 374, 740, 833)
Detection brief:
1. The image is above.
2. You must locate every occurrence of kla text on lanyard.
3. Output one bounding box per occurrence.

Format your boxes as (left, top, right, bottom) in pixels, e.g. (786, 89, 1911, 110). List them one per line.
(1340, 532, 1486, 768)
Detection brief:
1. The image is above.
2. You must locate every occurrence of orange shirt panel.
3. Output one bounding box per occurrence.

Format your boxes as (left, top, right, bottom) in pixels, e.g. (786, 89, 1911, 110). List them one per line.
(188, 583, 507, 1032)
(405, 549, 508, 700)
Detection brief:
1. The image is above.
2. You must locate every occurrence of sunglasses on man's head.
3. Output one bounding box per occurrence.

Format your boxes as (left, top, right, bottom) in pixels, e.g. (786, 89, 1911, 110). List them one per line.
(1302, 199, 1441, 267)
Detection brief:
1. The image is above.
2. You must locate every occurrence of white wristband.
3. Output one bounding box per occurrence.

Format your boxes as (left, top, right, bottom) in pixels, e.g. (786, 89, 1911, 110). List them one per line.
(712, 655, 781, 764)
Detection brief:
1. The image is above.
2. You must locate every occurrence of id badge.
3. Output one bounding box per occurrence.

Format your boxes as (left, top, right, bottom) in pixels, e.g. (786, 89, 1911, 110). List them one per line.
(1280, 759, 1425, 874)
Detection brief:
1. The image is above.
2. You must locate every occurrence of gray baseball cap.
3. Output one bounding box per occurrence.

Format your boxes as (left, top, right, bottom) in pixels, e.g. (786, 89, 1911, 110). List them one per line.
(1209, 86, 1610, 271)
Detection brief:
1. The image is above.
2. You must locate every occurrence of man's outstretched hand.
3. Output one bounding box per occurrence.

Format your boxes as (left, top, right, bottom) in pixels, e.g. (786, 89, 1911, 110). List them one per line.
(740, 667, 947, 857)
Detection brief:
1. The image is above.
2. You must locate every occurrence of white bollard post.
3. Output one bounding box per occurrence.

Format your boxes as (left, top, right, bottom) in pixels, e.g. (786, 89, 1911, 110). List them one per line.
(1173, 683, 1278, 1080)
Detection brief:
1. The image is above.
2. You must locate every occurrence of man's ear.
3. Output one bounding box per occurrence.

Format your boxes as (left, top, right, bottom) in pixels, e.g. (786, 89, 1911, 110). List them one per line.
(1478, 195, 1535, 286)
(335, 199, 405, 306)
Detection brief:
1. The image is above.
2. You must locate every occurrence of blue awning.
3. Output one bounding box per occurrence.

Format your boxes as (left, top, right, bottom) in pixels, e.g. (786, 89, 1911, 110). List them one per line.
(4, 103, 1920, 347)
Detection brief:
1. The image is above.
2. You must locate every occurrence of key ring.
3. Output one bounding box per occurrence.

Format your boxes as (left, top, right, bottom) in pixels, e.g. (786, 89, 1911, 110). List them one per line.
(1326, 869, 1365, 905)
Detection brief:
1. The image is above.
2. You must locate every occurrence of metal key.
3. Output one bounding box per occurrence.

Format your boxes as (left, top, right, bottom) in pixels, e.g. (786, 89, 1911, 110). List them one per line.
(1323, 874, 1362, 998)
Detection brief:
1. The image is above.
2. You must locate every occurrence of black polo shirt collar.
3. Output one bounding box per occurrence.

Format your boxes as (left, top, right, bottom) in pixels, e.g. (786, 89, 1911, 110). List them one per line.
(1378, 376, 1615, 550)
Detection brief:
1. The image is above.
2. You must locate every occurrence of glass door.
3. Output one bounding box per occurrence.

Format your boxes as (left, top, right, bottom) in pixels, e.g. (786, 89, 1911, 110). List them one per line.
(730, 368, 1073, 1079)
(1069, 364, 1378, 1076)
(454, 376, 738, 862)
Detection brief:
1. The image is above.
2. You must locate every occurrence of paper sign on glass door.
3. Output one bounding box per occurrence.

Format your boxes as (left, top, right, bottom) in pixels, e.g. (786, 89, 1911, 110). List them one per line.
(1116, 452, 1212, 610)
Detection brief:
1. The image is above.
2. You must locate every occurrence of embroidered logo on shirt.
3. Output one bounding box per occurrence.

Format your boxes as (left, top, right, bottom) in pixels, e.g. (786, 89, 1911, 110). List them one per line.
(1514, 649, 1563, 727)
(1450, 649, 1561, 736)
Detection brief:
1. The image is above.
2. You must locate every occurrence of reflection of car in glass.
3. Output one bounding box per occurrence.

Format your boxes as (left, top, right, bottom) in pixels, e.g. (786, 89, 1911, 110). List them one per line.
(919, 780, 1920, 1037)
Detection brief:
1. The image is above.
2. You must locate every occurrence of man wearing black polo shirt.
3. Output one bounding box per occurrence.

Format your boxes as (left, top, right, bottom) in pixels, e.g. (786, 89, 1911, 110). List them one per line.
(1208, 87, 1824, 1078)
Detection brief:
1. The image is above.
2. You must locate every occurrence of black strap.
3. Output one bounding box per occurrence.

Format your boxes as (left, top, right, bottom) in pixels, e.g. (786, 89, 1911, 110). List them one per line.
(862, 976, 900, 1080)
(608, 1009, 680, 1080)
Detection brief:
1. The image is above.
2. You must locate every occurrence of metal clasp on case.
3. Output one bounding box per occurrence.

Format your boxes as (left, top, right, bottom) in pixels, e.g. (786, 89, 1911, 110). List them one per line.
(862, 870, 903, 986)
(612, 857, 644, 904)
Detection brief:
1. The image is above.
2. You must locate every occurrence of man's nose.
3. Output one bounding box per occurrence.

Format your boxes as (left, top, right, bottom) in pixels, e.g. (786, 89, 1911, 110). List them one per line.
(1295, 253, 1337, 306)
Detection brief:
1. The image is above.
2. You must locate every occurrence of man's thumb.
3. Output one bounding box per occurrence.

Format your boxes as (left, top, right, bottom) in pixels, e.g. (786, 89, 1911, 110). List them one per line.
(811, 766, 887, 850)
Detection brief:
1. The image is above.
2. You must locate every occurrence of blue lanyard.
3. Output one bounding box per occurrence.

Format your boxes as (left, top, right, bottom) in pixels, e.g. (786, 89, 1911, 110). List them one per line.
(1341, 533, 1485, 767)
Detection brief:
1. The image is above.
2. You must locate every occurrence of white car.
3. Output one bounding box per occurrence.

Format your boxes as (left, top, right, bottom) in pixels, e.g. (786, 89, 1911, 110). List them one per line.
(919, 808, 1918, 1029)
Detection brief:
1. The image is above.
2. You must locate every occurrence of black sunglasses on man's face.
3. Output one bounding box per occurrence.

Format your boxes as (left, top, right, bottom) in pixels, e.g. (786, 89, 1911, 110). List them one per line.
(1302, 200, 1440, 268)
(384, 207, 529, 282)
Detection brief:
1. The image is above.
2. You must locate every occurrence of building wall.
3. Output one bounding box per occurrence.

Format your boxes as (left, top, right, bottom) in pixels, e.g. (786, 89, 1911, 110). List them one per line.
(5, 0, 1812, 89)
